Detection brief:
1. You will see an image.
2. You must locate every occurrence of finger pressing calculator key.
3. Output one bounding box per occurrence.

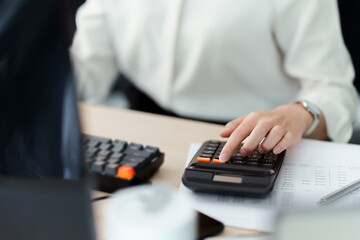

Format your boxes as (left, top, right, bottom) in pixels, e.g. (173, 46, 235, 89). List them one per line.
(182, 140, 285, 196)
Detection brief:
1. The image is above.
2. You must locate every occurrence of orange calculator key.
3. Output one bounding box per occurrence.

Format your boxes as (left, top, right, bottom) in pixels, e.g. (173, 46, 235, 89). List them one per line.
(116, 165, 136, 180)
(197, 157, 211, 163)
(212, 158, 225, 164)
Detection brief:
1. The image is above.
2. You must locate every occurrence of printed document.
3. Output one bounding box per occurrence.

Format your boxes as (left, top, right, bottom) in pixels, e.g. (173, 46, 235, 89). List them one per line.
(178, 139, 360, 232)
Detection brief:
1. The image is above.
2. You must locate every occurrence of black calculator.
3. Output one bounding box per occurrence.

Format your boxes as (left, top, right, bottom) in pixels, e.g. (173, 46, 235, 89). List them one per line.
(182, 140, 285, 197)
(83, 135, 164, 192)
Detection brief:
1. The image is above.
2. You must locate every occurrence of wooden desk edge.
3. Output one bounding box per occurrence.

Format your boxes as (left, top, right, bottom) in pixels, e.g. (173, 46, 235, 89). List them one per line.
(80, 102, 263, 238)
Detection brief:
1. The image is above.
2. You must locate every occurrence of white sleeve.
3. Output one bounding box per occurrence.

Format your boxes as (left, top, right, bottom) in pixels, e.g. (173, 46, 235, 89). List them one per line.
(70, 0, 118, 103)
(273, 0, 357, 142)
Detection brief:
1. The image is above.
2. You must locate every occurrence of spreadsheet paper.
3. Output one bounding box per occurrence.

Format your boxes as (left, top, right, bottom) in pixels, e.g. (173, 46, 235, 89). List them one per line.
(179, 139, 360, 232)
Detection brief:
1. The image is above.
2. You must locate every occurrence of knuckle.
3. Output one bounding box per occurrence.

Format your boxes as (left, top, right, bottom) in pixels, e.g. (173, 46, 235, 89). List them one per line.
(257, 121, 273, 133)
(248, 111, 260, 119)
(286, 131, 295, 139)
(272, 125, 285, 135)
(256, 124, 269, 134)
(225, 121, 233, 128)
(272, 125, 283, 132)
(225, 122, 236, 130)
(226, 117, 242, 128)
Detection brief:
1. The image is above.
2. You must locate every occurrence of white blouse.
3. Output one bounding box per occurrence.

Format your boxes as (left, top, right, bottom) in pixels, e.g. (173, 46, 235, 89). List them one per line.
(70, 0, 357, 142)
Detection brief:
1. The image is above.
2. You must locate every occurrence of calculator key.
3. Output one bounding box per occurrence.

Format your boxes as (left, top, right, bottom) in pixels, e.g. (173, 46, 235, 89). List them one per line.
(108, 156, 123, 164)
(112, 140, 127, 151)
(111, 146, 125, 153)
(104, 163, 119, 176)
(200, 154, 213, 158)
(98, 150, 112, 157)
(91, 161, 107, 173)
(207, 143, 219, 147)
(197, 157, 211, 163)
(215, 150, 222, 155)
(233, 153, 247, 158)
(232, 156, 246, 161)
(202, 150, 215, 154)
(205, 147, 217, 151)
(124, 149, 152, 158)
(262, 159, 275, 163)
(87, 140, 100, 148)
(249, 151, 261, 158)
(116, 165, 136, 180)
(122, 156, 147, 164)
(261, 163, 274, 168)
(144, 146, 160, 155)
(110, 152, 124, 159)
(247, 161, 259, 167)
(232, 160, 246, 165)
(86, 147, 99, 154)
(212, 158, 225, 164)
(85, 151, 97, 158)
(121, 162, 138, 168)
(129, 143, 143, 150)
(98, 143, 112, 150)
(113, 139, 127, 146)
(206, 143, 219, 148)
(122, 156, 148, 171)
(94, 155, 108, 162)
(264, 153, 278, 160)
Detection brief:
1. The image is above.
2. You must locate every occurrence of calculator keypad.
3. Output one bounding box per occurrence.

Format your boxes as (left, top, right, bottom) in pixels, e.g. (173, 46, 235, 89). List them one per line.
(183, 140, 285, 196)
(196, 141, 279, 169)
(82, 135, 164, 192)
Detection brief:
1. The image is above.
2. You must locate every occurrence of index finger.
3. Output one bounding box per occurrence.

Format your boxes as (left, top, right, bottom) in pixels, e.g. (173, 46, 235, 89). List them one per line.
(220, 117, 244, 137)
(219, 120, 254, 162)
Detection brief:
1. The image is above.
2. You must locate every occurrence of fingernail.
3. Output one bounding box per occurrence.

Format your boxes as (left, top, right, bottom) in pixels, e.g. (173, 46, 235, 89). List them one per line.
(240, 149, 248, 156)
(258, 147, 265, 154)
(219, 152, 228, 162)
(273, 146, 283, 155)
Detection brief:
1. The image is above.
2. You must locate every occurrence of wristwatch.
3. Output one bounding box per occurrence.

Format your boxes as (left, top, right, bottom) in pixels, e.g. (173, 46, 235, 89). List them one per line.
(297, 100, 321, 136)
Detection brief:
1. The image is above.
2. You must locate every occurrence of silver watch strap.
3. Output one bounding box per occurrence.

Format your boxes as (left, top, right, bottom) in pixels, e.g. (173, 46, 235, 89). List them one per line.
(297, 100, 321, 136)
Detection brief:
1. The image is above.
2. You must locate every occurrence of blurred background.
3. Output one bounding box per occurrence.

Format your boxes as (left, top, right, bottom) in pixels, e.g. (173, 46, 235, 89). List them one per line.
(68, 0, 360, 143)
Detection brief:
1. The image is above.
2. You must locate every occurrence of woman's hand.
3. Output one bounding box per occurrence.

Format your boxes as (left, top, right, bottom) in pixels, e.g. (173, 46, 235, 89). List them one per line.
(219, 102, 319, 162)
